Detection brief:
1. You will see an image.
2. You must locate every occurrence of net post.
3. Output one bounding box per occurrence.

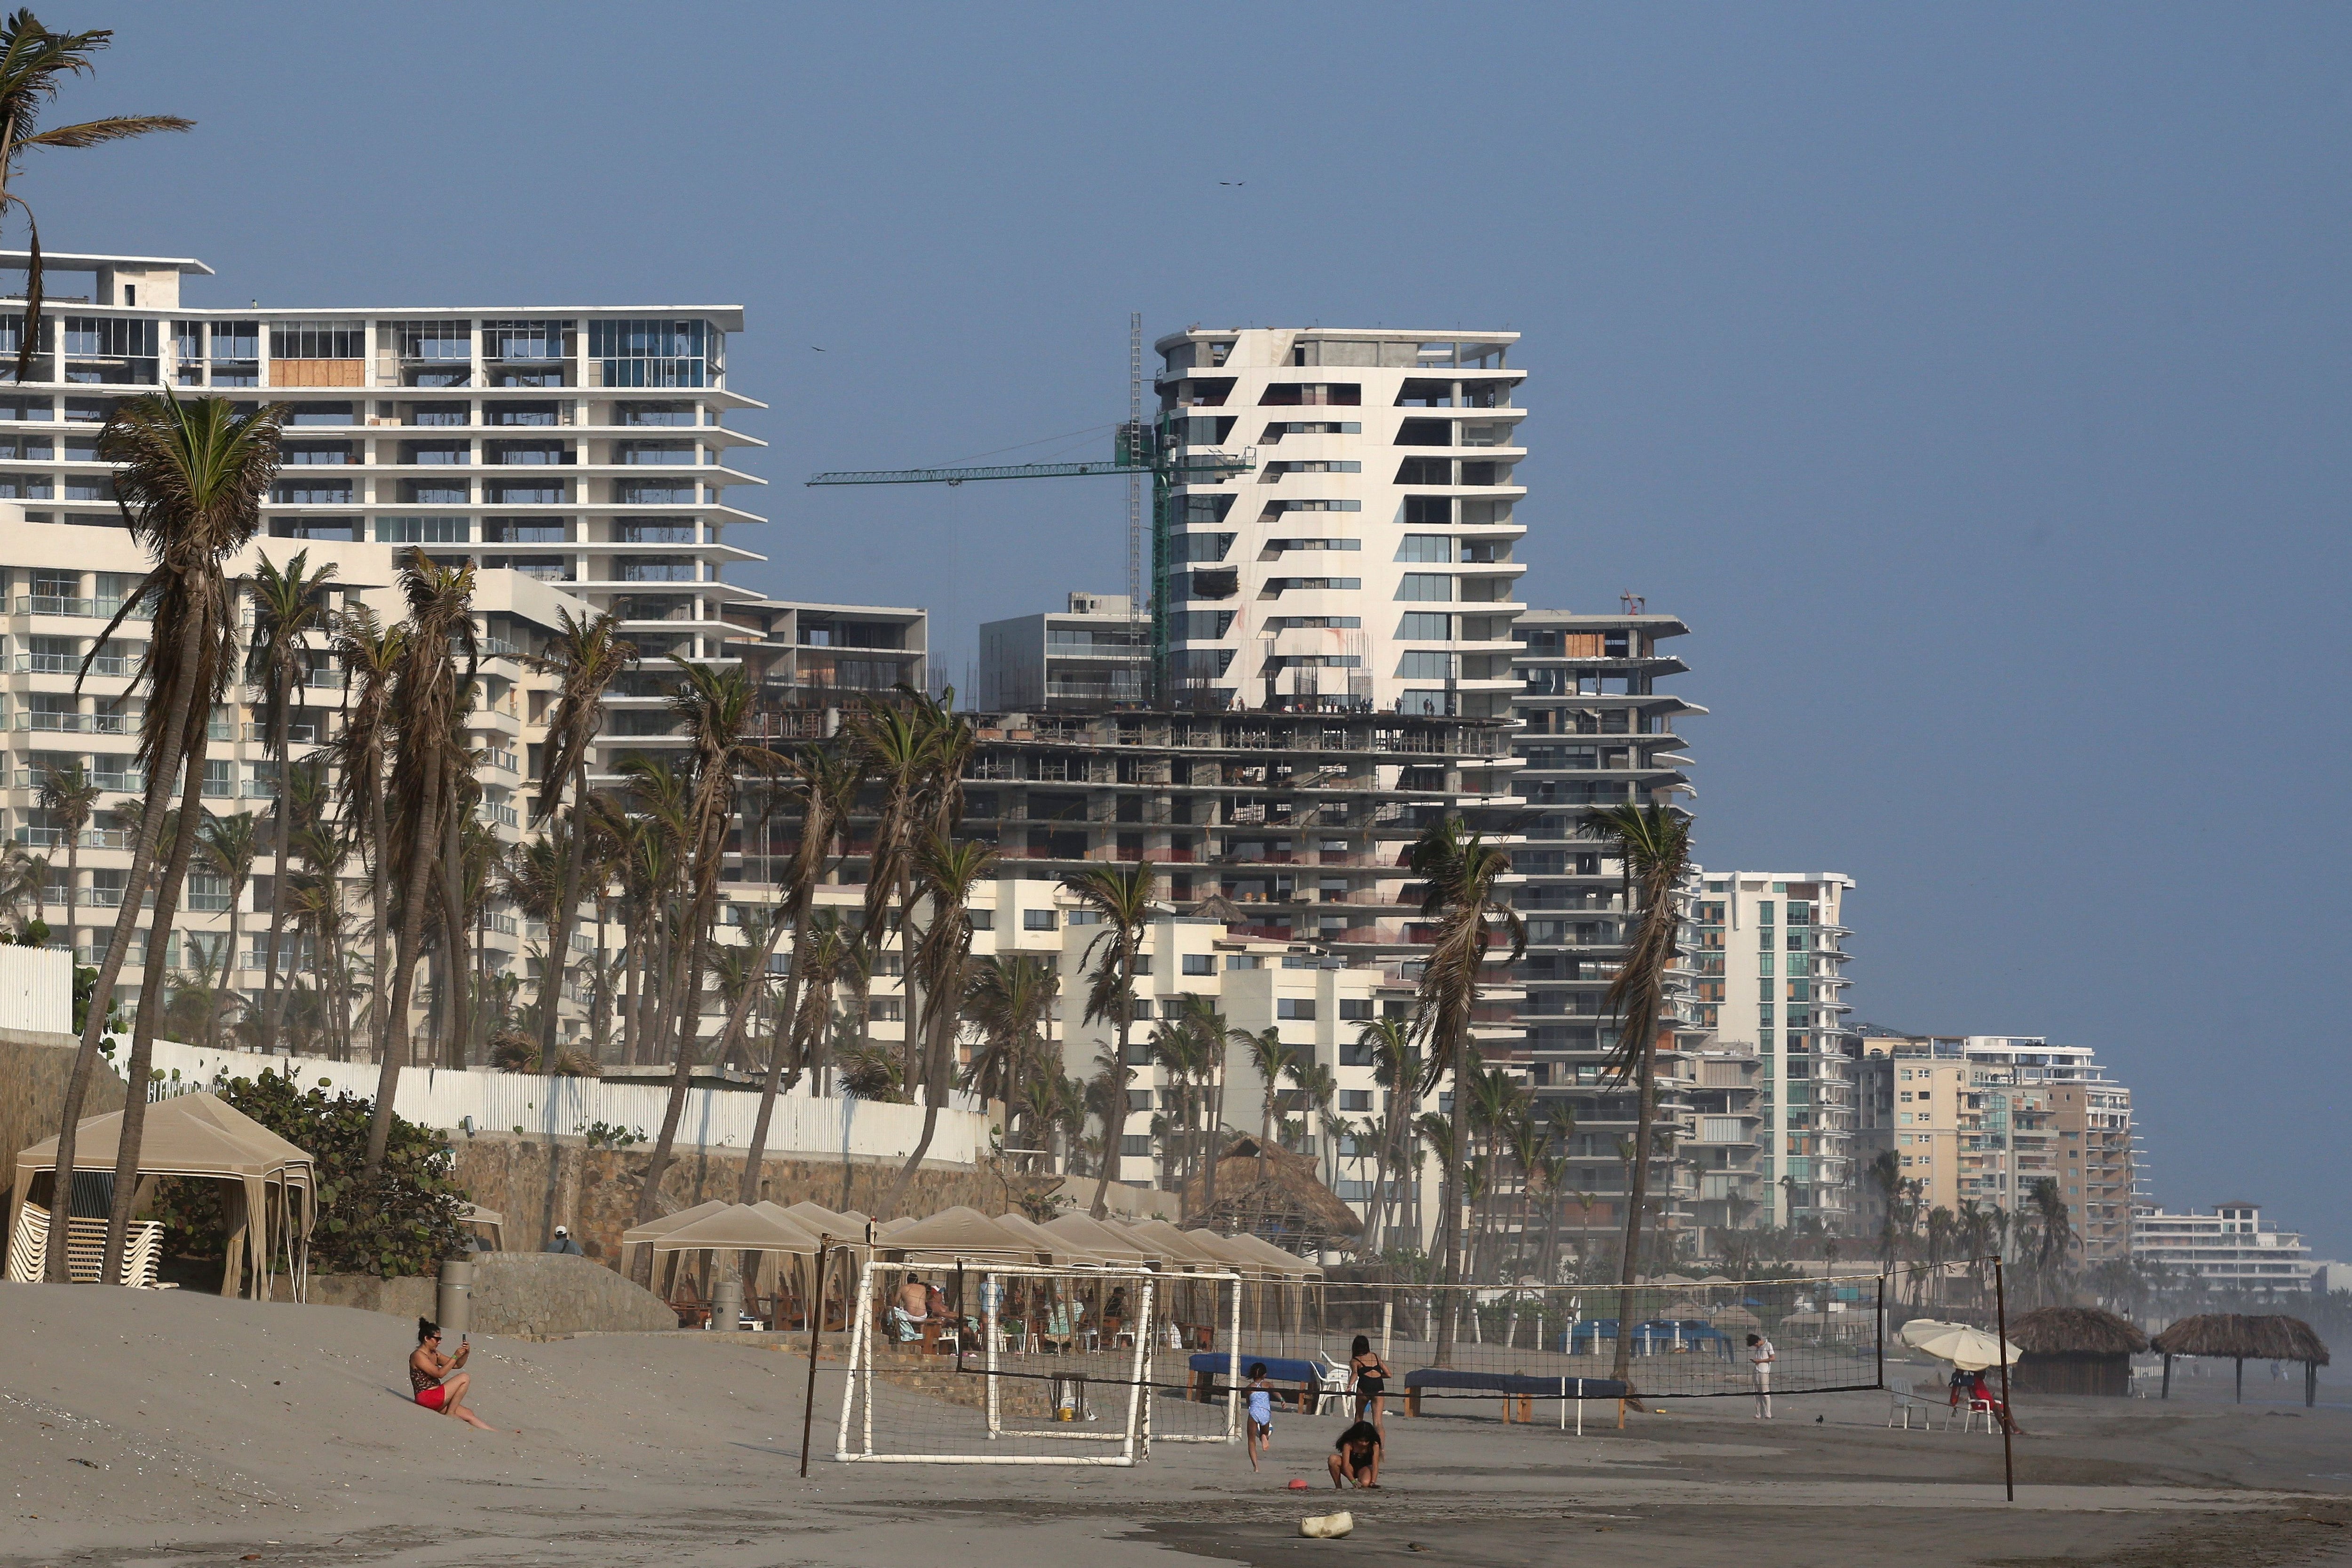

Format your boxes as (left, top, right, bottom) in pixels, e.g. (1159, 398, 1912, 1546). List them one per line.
(1381, 1294, 1394, 1370)
(800, 1242, 829, 1478)
(1226, 1273, 1242, 1443)
(836, 1255, 875, 1461)
(1875, 1273, 1886, 1391)
(983, 1265, 1001, 1439)
(1994, 1254, 2015, 1503)
(1128, 1275, 1156, 1463)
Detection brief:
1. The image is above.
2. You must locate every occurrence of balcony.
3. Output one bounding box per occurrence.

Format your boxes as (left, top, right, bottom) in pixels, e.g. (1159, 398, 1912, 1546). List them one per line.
(15, 710, 123, 734)
(15, 596, 151, 621)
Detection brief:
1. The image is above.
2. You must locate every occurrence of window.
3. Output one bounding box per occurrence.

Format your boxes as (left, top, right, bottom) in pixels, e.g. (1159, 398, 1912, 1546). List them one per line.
(1339, 998, 1373, 1021)
(1268, 537, 1360, 554)
(967, 908, 993, 931)
(1396, 534, 1453, 562)
(590, 318, 712, 387)
(867, 998, 904, 1023)
(1397, 612, 1450, 640)
(1340, 1090, 1373, 1112)
(1182, 953, 1214, 975)
(483, 319, 568, 362)
(1119, 1135, 1152, 1157)
(1127, 1089, 1153, 1110)
(1396, 651, 1453, 679)
(1023, 909, 1057, 931)
(270, 321, 365, 360)
(1277, 998, 1316, 1020)
(1129, 1000, 1154, 1021)
(1396, 574, 1453, 602)
(375, 516, 471, 544)
(392, 319, 472, 361)
(618, 400, 696, 426)
(1131, 954, 1151, 976)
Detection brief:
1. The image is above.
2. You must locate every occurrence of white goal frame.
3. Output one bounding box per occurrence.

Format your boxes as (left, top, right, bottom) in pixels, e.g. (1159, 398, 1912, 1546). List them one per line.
(834, 1257, 1242, 1466)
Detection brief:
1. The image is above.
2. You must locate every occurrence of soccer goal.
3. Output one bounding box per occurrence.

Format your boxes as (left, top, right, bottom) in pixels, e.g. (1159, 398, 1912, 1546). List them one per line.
(834, 1258, 1244, 1465)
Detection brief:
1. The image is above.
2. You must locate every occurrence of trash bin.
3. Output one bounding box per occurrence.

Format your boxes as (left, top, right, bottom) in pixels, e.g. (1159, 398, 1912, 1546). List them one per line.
(711, 1277, 745, 1331)
(437, 1257, 473, 1337)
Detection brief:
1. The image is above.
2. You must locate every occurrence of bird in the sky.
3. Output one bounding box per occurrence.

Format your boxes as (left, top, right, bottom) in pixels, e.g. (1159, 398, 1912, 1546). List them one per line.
(1219, 181, 1244, 186)
(810, 346, 827, 351)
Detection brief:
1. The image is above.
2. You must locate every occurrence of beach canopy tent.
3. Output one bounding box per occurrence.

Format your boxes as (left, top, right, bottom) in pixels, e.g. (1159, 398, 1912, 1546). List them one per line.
(8, 1092, 315, 1300)
(652, 1204, 825, 1256)
(2008, 1307, 2149, 1398)
(1125, 1217, 1239, 1271)
(457, 1204, 504, 1251)
(1043, 1212, 1154, 1264)
(780, 1201, 871, 1245)
(621, 1198, 730, 1251)
(2149, 1313, 2331, 1407)
(993, 1211, 1116, 1264)
(878, 1205, 1047, 1263)
(1899, 1318, 2023, 1370)
(1218, 1230, 1320, 1278)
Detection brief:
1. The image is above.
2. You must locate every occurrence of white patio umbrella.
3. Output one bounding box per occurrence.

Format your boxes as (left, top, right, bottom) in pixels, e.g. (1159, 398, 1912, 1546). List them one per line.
(1899, 1318, 2023, 1372)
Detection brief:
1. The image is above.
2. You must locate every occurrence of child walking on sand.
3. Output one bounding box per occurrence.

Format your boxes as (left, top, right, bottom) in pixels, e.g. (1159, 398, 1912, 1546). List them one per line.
(1245, 1362, 1274, 1471)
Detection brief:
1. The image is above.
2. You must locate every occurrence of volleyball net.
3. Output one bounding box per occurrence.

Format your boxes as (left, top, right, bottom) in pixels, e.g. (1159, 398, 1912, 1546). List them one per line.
(833, 1259, 1898, 1463)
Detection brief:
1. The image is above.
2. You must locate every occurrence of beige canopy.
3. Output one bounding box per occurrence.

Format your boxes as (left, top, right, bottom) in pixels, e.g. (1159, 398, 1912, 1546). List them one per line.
(781, 1201, 870, 1243)
(1044, 1212, 1154, 1264)
(11, 1092, 315, 1301)
(1125, 1218, 1238, 1271)
(880, 1205, 1048, 1262)
(620, 1198, 732, 1249)
(457, 1204, 504, 1251)
(994, 1211, 1115, 1264)
(1210, 1230, 1319, 1278)
(652, 1203, 825, 1255)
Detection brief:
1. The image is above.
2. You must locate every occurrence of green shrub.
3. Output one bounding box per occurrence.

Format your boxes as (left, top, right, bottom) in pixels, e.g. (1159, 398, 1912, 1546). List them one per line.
(150, 1070, 469, 1278)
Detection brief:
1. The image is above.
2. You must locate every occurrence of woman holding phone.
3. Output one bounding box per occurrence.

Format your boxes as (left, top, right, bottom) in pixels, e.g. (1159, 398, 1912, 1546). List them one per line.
(409, 1319, 500, 1431)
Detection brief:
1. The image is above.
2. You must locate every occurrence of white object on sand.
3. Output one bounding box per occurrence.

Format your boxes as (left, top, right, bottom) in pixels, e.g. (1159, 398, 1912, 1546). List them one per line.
(1300, 1511, 1354, 1538)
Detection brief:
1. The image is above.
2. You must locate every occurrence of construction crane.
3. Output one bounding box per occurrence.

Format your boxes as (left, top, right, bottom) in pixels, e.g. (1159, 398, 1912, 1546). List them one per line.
(806, 317, 1251, 704)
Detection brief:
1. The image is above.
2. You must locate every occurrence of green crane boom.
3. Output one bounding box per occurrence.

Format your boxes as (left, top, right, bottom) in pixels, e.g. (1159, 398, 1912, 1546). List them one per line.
(806, 419, 1252, 704)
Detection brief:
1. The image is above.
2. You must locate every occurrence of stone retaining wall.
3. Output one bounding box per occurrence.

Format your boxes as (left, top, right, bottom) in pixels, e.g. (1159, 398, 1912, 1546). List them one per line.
(450, 1134, 1034, 1262)
(280, 1252, 676, 1336)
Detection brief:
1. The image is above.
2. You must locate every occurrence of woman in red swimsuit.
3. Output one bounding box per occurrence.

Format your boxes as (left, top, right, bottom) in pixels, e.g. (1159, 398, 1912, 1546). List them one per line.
(409, 1319, 499, 1431)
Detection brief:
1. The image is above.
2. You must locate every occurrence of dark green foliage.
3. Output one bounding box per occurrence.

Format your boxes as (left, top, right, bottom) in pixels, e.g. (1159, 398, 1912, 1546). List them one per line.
(149, 1069, 469, 1278)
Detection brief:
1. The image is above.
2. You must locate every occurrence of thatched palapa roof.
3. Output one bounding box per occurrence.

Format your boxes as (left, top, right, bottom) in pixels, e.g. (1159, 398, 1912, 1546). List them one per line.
(2010, 1307, 2149, 1357)
(2150, 1313, 2330, 1365)
(1179, 1135, 1363, 1249)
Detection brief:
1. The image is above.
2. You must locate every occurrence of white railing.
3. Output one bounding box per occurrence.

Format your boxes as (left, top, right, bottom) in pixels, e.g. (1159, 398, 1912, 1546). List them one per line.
(133, 1036, 995, 1165)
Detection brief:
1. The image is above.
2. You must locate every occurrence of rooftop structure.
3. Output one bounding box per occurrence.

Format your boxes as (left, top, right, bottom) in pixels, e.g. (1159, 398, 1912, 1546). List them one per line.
(2133, 1203, 2317, 1294)
(978, 592, 1147, 711)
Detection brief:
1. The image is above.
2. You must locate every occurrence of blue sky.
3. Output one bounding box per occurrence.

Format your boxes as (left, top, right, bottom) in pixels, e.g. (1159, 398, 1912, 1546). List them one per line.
(32, 3, 2351, 1251)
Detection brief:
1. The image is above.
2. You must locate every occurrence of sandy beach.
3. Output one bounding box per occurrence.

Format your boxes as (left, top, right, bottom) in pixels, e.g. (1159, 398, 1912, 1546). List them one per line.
(5, 1284, 2348, 1568)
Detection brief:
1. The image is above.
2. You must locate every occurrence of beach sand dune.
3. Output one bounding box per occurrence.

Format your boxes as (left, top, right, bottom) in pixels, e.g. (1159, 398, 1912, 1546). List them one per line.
(3, 1283, 2347, 1567)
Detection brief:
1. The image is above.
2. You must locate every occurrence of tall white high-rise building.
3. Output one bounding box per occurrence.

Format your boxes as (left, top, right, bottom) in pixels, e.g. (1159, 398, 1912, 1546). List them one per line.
(1151, 329, 1527, 716)
(1691, 872, 1857, 1230)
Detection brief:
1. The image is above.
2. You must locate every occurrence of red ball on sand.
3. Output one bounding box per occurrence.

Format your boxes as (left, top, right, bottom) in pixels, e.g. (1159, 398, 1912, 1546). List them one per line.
(1287, 1479, 1309, 1491)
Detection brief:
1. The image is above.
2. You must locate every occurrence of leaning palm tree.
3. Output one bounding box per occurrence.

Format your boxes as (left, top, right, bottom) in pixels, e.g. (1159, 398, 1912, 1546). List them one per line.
(961, 952, 1059, 1153)
(34, 759, 98, 957)
(1590, 800, 1693, 1388)
(193, 809, 257, 1052)
(60, 393, 281, 1286)
(1403, 814, 1523, 1364)
(524, 607, 635, 1067)
(885, 832, 995, 1211)
(0, 12, 192, 382)
(633, 660, 784, 1224)
(246, 547, 336, 1048)
(363, 550, 477, 1175)
(327, 602, 403, 1066)
(1065, 860, 1156, 1220)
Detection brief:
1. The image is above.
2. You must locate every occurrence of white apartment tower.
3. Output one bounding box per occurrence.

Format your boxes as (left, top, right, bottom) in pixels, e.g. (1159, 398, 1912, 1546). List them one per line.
(1692, 873, 1857, 1231)
(1152, 329, 1527, 716)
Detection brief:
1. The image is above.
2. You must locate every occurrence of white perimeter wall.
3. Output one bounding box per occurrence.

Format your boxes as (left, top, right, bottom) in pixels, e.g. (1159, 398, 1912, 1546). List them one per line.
(131, 1038, 995, 1167)
(0, 947, 73, 1036)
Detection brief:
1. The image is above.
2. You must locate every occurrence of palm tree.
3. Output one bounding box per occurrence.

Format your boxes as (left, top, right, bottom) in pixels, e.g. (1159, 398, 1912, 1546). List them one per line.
(1064, 860, 1156, 1220)
(328, 603, 402, 1066)
(364, 549, 477, 1175)
(1168, 991, 1228, 1215)
(849, 699, 930, 1087)
(51, 392, 279, 1289)
(1356, 1015, 1417, 1252)
(34, 760, 97, 957)
(1287, 1055, 1340, 1188)
(193, 810, 257, 1052)
(0, 842, 47, 935)
(1402, 815, 1523, 1365)
(246, 548, 336, 1047)
(733, 745, 863, 1199)
(885, 832, 994, 1211)
(1236, 1025, 1295, 1147)
(961, 952, 1059, 1160)
(524, 607, 635, 1066)
(0, 12, 191, 383)
(634, 660, 784, 1224)
(2028, 1176, 2074, 1306)
(1589, 800, 1692, 1387)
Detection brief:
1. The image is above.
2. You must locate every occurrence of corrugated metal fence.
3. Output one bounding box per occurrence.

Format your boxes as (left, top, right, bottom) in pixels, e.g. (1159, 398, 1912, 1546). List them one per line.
(0, 946, 73, 1035)
(136, 1038, 993, 1165)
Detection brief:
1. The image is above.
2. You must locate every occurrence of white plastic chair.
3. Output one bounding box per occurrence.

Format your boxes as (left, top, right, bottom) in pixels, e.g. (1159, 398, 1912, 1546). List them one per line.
(1960, 1398, 1999, 1434)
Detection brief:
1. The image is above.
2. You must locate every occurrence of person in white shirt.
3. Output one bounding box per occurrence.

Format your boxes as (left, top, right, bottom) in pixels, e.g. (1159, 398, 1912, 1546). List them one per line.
(1747, 1332, 1776, 1419)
